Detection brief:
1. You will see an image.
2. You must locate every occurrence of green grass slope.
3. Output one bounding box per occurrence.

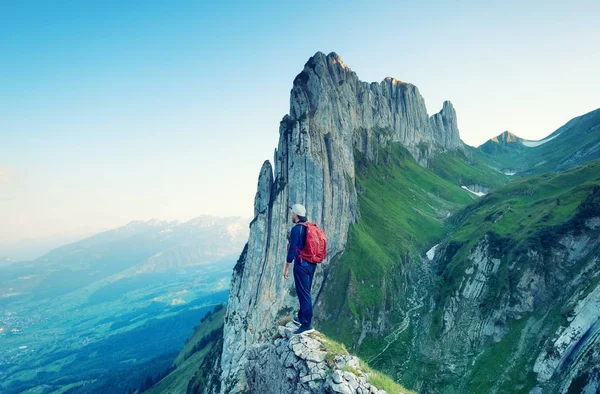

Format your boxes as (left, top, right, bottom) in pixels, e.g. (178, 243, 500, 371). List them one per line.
(318, 142, 478, 369)
(442, 160, 600, 284)
(146, 305, 225, 394)
(312, 331, 416, 394)
(318, 134, 600, 392)
(430, 145, 510, 190)
(427, 161, 600, 333)
(422, 160, 600, 392)
(454, 161, 599, 240)
(520, 108, 600, 174)
(476, 108, 600, 175)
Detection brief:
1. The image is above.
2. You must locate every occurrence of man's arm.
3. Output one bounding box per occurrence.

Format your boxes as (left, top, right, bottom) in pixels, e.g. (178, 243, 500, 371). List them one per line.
(283, 226, 299, 279)
(283, 261, 292, 279)
(287, 225, 300, 263)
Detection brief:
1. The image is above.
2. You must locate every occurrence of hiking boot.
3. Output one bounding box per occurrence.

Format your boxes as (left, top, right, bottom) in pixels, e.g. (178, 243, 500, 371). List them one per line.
(293, 325, 315, 335)
(292, 316, 301, 326)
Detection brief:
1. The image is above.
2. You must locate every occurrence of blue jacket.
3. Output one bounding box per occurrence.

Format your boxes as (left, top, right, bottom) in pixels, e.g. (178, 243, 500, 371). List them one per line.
(286, 220, 307, 263)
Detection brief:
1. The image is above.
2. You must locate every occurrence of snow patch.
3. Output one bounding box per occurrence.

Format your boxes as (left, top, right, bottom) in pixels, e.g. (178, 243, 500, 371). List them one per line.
(522, 133, 560, 147)
(503, 171, 517, 176)
(426, 244, 440, 261)
(461, 186, 486, 197)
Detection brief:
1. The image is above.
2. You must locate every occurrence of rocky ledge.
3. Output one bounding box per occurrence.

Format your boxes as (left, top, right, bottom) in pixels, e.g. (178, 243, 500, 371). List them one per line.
(245, 322, 400, 394)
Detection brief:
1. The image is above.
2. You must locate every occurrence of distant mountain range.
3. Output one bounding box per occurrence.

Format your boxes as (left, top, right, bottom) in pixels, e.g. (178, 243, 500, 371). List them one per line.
(0, 215, 249, 394)
(0, 227, 104, 262)
(1, 215, 249, 301)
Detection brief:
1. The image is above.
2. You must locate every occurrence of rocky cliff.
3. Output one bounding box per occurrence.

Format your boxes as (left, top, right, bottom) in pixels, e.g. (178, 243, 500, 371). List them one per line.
(245, 322, 411, 394)
(197, 51, 600, 394)
(400, 164, 600, 393)
(218, 51, 463, 393)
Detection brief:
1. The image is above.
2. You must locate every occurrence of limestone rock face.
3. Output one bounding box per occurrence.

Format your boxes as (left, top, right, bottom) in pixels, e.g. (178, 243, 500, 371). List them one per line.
(219, 51, 463, 393)
(534, 282, 600, 383)
(245, 323, 387, 394)
(429, 100, 462, 151)
(414, 223, 600, 392)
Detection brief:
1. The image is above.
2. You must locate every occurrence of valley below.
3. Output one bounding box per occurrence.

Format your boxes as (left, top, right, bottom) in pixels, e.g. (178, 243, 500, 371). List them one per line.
(0, 217, 247, 394)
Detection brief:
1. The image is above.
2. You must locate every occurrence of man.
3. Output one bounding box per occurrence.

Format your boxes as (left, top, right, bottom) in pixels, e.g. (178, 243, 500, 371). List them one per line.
(283, 203, 317, 335)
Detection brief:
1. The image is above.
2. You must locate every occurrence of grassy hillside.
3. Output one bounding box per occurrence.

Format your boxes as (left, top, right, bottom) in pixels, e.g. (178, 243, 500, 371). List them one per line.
(318, 132, 600, 392)
(434, 159, 600, 320)
(450, 160, 600, 244)
(476, 108, 600, 175)
(520, 108, 600, 174)
(310, 331, 416, 394)
(430, 145, 510, 189)
(146, 305, 225, 394)
(318, 142, 479, 369)
(415, 160, 600, 392)
(438, 160, 600, 301)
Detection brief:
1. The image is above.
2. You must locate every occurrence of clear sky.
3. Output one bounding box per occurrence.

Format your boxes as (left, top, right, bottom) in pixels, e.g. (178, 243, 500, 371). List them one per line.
(1, 0, 599, 246)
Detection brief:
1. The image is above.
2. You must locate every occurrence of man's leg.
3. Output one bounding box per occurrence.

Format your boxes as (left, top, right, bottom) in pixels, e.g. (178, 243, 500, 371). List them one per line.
(308, 263, 316, 289)
(293, 262, 303, 323)
(305, 263, 317, 327)
(293, 262, 312, 328)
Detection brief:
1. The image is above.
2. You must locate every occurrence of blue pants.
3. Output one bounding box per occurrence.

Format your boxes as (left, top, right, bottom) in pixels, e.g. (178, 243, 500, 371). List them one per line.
(293, 259, 317, 328)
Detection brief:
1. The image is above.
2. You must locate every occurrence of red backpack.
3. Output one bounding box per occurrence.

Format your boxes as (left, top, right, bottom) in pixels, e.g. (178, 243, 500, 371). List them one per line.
(296, 222, 327, 263)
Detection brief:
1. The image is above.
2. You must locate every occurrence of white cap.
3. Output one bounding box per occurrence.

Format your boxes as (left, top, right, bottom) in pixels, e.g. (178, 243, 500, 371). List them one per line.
(291, 203, 306, 217)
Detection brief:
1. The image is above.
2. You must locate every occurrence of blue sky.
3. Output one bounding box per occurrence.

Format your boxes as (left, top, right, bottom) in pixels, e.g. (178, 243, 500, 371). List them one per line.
(1, 0, 599, 246)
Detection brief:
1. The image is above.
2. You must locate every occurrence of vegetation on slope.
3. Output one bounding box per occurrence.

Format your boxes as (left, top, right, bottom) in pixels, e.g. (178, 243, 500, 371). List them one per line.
(430, 145, 510, 189)
(476, 107, 600, 175)
(319, 125, 600, 392)
(439, 160, 600, 300)
(318, 141, 478, 370)
(145, 305, 225, 394)
(310, 331, 416, 394)
(428, 160, 600, 392)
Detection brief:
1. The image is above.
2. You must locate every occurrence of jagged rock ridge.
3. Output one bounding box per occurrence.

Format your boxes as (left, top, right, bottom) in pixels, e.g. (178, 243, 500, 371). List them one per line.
(218, 51, 464, 393)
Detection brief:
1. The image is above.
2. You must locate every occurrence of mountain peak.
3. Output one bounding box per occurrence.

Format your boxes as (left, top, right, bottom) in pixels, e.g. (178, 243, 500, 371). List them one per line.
(123, 218, 169, 228)
(302, 51, 349, 72)
(383, 76, 405, 85)
(219, 51, 465, 392)
(326, 51, 343, 63)
(290, 50, 462, 157)
(490, 130, 524, 144)
(442, 100, 455, 111)
(479, 130, 527, 155)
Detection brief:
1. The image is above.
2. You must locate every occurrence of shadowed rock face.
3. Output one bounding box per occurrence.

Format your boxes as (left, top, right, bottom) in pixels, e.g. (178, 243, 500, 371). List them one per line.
(218, 51, 463, 393)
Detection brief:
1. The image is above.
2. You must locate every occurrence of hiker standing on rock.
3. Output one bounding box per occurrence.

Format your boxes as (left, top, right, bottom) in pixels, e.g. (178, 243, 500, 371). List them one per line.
(283, 203, 327, 335)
